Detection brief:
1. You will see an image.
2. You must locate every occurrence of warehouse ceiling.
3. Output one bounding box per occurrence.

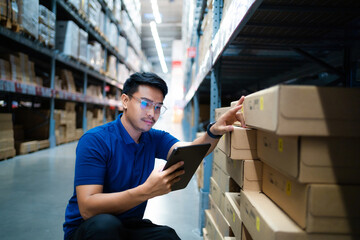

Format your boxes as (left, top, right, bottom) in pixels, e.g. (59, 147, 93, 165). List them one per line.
(140, 0, 183, 75)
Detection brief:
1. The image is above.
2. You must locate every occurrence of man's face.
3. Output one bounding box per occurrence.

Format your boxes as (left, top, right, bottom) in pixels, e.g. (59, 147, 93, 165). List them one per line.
(124, 85, 165, 133)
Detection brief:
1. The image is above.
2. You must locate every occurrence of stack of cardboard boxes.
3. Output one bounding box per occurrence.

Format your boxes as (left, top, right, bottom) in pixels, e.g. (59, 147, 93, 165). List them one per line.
(203, 106, 262, 240)
(38, 5, 55, 48)
(0, 113, 16, 160)
(55, 103, 77, 145)
(0, 52, 38, 85)
(206, 85, 360, 239)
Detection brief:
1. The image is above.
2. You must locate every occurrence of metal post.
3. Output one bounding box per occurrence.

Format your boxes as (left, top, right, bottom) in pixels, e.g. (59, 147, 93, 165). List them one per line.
(199, 0, 223, 233)
(192, 92, 199, 140)
(103, 81, 106, 124)
(48, 0, 57, 148)
(83, 73, 88, 132)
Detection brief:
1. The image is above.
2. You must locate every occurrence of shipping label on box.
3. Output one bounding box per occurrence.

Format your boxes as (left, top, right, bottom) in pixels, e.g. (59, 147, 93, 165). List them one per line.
(209, 194, 233, 237)
(225, 158, 262, 191)
(218, 126, 257, 160)
(257, 130, 360, 183)
(225, 192, 242, 240)
(243, 85, 360, 136)
(262, 164, 360, 234)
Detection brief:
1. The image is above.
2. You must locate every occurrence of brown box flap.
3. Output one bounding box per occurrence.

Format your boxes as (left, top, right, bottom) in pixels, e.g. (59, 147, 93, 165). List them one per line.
(231, 127, 257, 150)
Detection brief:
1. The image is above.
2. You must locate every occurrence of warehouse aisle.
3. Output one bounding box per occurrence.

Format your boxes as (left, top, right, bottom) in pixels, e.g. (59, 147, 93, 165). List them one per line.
(0, 112, 202, 240)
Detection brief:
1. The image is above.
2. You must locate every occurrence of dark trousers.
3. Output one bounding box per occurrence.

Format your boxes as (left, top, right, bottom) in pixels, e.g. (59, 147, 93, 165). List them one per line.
(67, 214, 181, 240)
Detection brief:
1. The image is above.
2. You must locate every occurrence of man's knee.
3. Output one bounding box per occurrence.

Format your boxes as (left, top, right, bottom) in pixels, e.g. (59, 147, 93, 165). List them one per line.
(82, 214, 123, 240)
(158, 226, 181, 240)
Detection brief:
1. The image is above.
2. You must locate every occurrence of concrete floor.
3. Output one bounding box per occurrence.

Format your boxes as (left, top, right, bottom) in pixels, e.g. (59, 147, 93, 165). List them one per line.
(0, 115, 203, 240)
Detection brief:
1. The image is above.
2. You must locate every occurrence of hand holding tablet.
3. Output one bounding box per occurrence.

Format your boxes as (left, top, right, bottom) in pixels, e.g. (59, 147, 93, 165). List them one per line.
(163, 143, 211, 191)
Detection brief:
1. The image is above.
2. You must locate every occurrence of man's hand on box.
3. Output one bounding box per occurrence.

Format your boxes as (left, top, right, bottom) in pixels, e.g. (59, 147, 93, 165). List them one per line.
(211, 96, 246, 135)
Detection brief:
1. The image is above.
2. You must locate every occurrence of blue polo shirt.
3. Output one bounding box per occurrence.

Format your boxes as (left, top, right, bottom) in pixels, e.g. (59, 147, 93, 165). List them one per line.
(63, 114, 179, 239)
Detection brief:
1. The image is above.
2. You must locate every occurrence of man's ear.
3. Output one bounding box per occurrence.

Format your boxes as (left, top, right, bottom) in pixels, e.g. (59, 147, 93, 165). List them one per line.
(121, 94, 129, 110)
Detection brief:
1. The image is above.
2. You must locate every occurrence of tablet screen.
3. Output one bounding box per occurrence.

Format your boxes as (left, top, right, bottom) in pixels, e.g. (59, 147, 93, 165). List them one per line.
(163, 143, 211, 191)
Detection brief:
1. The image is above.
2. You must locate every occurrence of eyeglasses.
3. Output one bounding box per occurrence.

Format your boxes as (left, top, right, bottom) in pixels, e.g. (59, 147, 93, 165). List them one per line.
(129, 95, 167, 115)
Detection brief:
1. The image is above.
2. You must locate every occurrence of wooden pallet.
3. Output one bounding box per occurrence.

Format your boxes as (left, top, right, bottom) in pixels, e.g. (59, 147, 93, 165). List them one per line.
(0, 17, 11, 29)
(0, 148, 16, 161)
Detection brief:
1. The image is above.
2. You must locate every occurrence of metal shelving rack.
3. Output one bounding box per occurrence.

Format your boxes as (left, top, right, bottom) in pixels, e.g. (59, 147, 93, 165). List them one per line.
(184, 0, 360, 233)
(0, 0, 145, 148)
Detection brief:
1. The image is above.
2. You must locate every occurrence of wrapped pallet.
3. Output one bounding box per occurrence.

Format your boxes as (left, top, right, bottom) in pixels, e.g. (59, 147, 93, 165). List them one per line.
(56, 21, 79, 59)
(17, 0, 39, 38)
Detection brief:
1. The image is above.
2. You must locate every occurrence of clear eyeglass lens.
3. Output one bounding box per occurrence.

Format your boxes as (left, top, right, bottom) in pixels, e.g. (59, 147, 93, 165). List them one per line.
(139, 99, 167, 115)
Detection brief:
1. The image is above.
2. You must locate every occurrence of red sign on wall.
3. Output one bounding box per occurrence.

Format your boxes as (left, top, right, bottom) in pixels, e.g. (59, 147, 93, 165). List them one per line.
(187, 47, 196, 58)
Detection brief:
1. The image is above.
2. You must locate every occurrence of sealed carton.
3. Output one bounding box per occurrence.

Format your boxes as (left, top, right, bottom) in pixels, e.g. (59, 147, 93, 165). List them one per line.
(262, 164, 360, 234)
(257, 130, 360, 183)
(218, 126, 257, 160)
(213, 147, 227, 173)
(210, 177, 225, 214)
(212, 162, 240, 193)
(240, 191, 356, 240)
(215, 107, 231, 120)
(224, 192, 242, 240)
(205, 210, 227, 240)
(243, 85, 360, 136)
(209, 194, 233, 237)
(225, 157, 262, 191)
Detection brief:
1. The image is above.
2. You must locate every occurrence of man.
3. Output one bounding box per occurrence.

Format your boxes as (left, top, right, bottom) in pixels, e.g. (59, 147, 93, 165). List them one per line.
(63, 72, 245, 240)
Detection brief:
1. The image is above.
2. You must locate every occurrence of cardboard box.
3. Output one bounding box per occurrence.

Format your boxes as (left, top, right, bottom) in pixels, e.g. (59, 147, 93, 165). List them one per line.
(16, 140, 38, 155)
(213, 147, 227, 173)
(262, 164, 360, 234)
(37, 139, 49, 150)
(0, 148, 16, 160)
(241, 190, 306, 240)
(0, 58, 11, 80)
(0, 113, 13, 131)
(257, 130, 360, 183)
(215, 107, 231, 120)
(209, 194, 233, 237)
(0, 138, 15, 150)
(224, 192, 242, 240)
(203, 228, 209, 240)
(243, 85, 360, 137)
(218, 126, 257, 160)
(241, 225, 253, 240)
(0, 129, 14, 140)
(225, 157, 262, 191)
(210, 177, 226, 214)
(205, 210, 226, 240)
(212, 162, 240, 193)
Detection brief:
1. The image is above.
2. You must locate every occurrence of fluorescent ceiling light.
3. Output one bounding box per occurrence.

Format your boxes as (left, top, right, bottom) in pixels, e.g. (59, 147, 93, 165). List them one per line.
(151, 0, 162, 24)
(150, 21, 168, 73)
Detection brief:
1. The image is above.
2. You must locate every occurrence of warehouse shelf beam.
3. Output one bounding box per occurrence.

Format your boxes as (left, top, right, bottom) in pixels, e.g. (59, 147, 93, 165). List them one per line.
(293, 48, 345, 77)
(258, 4, 360, 13)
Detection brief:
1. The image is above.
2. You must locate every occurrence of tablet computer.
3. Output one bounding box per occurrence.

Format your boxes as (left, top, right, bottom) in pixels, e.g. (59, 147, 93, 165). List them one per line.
(163, 143, 211, 191)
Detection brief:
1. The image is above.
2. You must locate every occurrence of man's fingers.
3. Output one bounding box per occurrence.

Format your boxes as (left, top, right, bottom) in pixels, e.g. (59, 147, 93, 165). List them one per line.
(236, 111, 246, 128)
(163, 161, 184, 175)
(234, 96, 245, 106)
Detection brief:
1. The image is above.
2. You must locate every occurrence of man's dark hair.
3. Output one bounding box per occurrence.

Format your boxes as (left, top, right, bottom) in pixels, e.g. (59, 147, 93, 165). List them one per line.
(122, 72, 168, 98)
